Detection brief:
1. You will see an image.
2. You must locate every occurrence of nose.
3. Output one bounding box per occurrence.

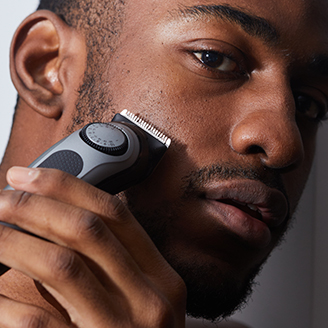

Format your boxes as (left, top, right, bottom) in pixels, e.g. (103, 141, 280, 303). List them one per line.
(230, 84, 304, 169)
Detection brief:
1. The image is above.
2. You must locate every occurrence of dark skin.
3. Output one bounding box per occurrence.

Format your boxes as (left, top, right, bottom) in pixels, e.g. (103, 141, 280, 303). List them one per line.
(0, 0, 327, 326)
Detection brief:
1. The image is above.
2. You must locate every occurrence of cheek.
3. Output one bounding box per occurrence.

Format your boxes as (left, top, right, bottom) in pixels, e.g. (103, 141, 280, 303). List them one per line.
(126, 85, 236, 159)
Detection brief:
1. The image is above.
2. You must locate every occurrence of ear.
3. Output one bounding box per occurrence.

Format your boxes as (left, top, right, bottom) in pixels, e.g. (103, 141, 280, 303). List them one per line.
(10, 10, 86, 119)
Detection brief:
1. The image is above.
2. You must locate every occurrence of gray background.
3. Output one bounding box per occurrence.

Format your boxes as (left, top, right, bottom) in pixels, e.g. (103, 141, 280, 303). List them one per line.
(1, 1, 327, 327)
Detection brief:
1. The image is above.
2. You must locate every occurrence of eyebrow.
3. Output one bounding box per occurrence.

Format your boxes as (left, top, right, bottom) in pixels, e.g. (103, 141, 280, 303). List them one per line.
(173, 4, 279, 45)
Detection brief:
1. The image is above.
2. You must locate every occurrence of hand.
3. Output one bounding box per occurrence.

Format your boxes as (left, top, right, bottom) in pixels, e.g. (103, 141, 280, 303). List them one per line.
(0, 166, 186, 327)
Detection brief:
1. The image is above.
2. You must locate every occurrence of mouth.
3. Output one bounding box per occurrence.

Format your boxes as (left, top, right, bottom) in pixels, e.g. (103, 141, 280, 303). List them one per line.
(202, 180, 289, 249)
(219, 199, 263, 220)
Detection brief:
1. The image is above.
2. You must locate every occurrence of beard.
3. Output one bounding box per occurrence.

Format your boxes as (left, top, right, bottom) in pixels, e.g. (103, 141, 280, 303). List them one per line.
(121, 163, 291, 321)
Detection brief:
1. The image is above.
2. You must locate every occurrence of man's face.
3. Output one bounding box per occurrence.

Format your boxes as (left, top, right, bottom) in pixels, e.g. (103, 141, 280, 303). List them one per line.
(77, 0, 328, 320)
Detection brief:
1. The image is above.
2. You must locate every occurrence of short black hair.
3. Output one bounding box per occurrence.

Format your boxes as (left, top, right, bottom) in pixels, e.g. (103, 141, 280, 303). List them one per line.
(37, 0, 126, 54)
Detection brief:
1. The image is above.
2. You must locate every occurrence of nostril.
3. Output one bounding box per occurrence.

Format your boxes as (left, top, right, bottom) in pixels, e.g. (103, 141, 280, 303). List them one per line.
(230, 113, 304, 169)
(247, 145, 265, 154)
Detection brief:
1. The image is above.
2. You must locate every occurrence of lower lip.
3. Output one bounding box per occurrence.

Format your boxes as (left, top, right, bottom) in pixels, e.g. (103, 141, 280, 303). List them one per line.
(206, 199, 272, 249)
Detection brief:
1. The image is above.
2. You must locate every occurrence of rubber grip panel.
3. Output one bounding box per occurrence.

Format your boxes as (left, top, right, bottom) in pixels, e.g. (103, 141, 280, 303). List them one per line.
(38, 150, 83, 176)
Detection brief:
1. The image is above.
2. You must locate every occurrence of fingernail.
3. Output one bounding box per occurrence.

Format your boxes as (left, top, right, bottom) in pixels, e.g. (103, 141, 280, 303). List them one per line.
(7, 167, 39, 184)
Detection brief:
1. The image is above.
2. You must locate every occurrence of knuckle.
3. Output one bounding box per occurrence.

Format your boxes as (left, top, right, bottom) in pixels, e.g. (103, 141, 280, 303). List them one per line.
(74, 210, 106, 242)
(76, 189, 130, 226)
(0, 223, 15, 247)
(42, 168, 71, 191)
(146, 296, 175, 328)
(93, 191, 129, 223)
(6, 190, 33, 211)
(108, 196, 130, 223)
(92, 189, 111, 208)
(53, 168, 71, 185)
(20, 309, 50, 328)
(30, 168, 71, 195)
(49, 248, 82, 282)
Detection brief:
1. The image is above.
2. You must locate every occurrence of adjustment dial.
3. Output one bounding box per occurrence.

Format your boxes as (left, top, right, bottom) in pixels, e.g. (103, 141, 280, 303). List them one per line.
(80, 123, 128, 155)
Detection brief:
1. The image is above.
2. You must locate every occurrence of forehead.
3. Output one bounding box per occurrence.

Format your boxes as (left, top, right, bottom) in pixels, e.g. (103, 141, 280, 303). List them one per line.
(130, 0, 328, 25)
(122, 0, 328, 55)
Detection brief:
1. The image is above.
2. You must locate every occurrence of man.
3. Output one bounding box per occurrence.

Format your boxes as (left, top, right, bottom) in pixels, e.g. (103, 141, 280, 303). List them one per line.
(0, 0, 326, 327)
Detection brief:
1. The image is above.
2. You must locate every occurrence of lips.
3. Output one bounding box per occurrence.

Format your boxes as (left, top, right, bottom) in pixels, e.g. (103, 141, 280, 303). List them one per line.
(201, 179, 289, 248)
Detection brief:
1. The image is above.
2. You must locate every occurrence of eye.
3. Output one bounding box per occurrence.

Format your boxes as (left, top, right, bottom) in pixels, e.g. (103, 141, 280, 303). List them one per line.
(294, 92, 328, 122)
(193, 50, 238, 72)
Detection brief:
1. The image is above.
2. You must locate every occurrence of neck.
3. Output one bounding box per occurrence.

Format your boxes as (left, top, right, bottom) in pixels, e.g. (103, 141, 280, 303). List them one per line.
(0, 101, 65, 186)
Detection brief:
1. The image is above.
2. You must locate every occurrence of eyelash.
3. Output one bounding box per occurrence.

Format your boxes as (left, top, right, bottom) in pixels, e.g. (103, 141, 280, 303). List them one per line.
(190, 49, 247, 78)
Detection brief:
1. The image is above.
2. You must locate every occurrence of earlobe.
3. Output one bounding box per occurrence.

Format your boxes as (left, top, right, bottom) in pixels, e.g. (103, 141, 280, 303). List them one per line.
(10, 10, 85, 119)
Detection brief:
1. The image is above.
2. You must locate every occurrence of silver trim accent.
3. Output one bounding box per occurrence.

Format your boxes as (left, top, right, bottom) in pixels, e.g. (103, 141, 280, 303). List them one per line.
(120, 109, 171, 148)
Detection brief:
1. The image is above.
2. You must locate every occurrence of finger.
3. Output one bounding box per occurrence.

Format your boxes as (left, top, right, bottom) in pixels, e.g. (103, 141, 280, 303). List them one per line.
(6, 167, 181, 287)
(0, 293, 70, 328)
(0, 208, 181, 327)
(0, 222, 126, 327)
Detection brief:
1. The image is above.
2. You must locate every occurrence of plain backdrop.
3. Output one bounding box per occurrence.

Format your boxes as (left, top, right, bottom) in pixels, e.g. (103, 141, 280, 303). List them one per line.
(1, 2, 328, 328)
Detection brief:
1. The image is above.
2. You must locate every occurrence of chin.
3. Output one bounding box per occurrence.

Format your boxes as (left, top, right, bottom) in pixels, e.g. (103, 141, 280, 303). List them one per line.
(163, 247, 265, 321)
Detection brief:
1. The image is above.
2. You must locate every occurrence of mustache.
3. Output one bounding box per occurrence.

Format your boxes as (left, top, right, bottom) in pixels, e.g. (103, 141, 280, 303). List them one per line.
(181, 162, 288, 200)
